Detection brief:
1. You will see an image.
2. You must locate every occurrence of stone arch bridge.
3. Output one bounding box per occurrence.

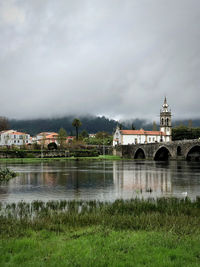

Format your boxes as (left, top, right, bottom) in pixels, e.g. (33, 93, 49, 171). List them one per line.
(113, 139, 200, 161)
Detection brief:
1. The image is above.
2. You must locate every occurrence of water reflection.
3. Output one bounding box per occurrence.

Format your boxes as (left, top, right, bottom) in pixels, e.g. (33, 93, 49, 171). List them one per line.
(113, 161, 172, 199)
(113, 161, 200, 199)
(0, 160, 200, 202)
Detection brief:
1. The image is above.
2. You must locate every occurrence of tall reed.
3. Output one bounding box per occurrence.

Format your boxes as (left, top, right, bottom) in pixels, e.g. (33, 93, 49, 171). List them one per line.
(1, 197, 200, 237)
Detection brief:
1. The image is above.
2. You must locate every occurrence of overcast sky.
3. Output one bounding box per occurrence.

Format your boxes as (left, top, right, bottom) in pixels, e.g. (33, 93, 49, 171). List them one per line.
(0, 0, 200, 121)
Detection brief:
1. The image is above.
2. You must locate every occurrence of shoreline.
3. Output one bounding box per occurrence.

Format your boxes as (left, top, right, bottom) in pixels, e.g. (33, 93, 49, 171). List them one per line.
(0, 155, 121, 163)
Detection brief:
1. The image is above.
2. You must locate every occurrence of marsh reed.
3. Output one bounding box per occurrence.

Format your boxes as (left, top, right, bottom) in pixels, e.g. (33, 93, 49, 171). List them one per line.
(1, 197, 200, 237)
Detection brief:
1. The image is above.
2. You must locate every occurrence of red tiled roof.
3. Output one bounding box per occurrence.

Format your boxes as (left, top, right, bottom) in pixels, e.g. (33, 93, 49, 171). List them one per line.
(145, 131, 166, 136)
(12, 131, 27, 135)
(1, 130, 28, 135)
(120, 130, 165, 136)
(46, 133, 58, 139)
(38, 132, 55, 135)
(121, 130, 144, 135)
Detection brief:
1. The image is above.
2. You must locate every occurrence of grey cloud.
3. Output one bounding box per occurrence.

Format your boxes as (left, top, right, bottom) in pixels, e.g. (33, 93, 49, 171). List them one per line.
(0, 0, 200, 120)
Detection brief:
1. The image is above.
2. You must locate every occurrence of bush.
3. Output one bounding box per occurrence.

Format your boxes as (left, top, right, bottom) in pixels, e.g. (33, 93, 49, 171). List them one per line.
(0, 168, 17, 182)
(26, 153, 35, 158)
(72, 150, 99, 157)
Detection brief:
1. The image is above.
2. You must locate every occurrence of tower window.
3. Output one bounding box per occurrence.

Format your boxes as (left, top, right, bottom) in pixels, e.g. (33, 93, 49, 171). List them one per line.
(162, 118, 164, 125)
(166, 118, 169, 126)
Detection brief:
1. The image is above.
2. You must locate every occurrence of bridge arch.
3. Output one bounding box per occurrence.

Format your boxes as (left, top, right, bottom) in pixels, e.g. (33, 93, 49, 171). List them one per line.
(177, 146, 182, 156)
(154, 146, 172, 161)
(185, 145, 200, 161)
(134, 148, 146, 159)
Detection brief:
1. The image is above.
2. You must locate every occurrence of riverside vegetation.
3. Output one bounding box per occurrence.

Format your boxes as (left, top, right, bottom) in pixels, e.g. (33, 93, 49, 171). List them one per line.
(0, 198, 200, 266)
(0, 167, 17, 182)
(0, 155, 121, 163)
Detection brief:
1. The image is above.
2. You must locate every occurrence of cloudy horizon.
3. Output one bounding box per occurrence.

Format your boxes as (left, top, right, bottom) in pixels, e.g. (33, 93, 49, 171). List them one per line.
(0, 0, 200, 121)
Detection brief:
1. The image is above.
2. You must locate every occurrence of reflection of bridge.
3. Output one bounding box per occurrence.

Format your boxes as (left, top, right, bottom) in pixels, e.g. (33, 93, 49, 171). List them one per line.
(113, 161, 172, 198)
(114, 139, 200, 161)
(112, 160, 200, 199)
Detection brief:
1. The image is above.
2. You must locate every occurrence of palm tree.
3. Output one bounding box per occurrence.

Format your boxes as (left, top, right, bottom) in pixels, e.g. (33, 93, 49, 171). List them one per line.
(72, 118, 82, 141)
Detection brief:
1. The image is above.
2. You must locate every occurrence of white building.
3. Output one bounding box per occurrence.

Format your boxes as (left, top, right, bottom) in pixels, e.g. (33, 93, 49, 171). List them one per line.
(113, 98, 172, 146)
(32, 132, 59, 146)
(160, 97, 172, 142)
(0, 130, 31, 146)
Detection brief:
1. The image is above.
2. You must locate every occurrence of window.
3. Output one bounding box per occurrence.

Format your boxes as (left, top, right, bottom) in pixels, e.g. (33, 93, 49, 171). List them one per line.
(135, 138, 138, 144)
(18, 140, 20, 143)
(14, 135, 16, 139)
(149, 137, 151, 142)
(153, 137, 155, 142)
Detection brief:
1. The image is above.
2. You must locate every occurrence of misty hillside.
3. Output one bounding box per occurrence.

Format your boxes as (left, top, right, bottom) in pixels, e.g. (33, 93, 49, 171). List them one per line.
(9, 116, 200, 136)
(9, 116, 118, 136)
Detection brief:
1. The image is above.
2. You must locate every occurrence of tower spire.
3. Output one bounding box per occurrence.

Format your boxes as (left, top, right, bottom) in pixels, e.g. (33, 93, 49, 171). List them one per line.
(162, 96, 169, 112)
(160, 97, 172, 142)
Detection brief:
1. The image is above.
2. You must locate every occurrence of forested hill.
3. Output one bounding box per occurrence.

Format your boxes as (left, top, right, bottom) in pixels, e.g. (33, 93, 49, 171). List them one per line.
(8, 116, 200, 136)
(9, 116, 119, 136)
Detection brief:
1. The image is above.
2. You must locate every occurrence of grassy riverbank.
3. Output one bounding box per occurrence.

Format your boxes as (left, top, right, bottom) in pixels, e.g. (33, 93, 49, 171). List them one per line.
(0, 155, 121, 163)
(0, 198, 200, 266)
(1, 229, 200, 266)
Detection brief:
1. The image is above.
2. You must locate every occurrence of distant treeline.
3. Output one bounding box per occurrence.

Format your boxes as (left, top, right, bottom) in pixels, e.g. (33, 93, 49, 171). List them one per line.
(8, 116, 200, 136)
(9, 116, 118, 136)
(172, 126, 200, 140)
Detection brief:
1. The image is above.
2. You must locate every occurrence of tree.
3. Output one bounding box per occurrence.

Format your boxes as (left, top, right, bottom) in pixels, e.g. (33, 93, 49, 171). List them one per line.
(152, 121, 157, 131)
(22, 135, 26, 149)
(172, 126, 197, 140)
(131, 123, 135, 130)
(40, 133, 46, 149)
(188, 120, 193, 128)
(95, 131, 110, 139)
(57, 128, 67, 148)
(0, 117, 9, 131)
(80, 129, 89, 138)
(72, 118, 82, 141)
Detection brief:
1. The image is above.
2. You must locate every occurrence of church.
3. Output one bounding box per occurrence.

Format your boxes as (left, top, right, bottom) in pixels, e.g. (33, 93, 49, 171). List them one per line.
(113, 97, 172, 146)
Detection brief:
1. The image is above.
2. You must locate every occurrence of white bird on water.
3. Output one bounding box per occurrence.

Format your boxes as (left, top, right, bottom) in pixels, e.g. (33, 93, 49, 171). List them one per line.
(181, 192, 188, 196)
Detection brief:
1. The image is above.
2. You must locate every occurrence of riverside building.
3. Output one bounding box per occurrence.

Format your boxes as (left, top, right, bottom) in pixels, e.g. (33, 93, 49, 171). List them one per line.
(113, 97, 172, 146)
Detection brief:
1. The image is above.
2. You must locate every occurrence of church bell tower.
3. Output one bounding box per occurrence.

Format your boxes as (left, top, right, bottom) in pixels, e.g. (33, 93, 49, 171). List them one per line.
(160, 97, 172, 142)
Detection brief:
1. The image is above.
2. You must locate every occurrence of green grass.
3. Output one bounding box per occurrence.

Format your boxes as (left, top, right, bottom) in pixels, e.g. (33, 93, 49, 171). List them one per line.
(0, 155, 121, 163)
(0, 228, 200, 266)
(1, 198, 200, 266)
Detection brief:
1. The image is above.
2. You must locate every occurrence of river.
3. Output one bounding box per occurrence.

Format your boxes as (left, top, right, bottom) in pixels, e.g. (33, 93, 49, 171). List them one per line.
(0, 160, 200, 202)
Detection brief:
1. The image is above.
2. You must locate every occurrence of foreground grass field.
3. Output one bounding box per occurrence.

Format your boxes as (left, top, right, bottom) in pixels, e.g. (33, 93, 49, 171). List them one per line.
(1, 198, 200, 266)
(1, 229, 200, 267)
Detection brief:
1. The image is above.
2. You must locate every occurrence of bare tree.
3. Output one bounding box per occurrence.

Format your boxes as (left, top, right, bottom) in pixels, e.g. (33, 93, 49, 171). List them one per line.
(188, 120, 193, 128)
(57, 128, 67, 149)
(0, 117, 9, 131)
(152, 121, 157, 131)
